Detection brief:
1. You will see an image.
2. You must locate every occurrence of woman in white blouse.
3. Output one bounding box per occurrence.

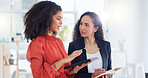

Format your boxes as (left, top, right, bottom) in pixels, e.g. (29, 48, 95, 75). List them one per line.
(68, 11, 112, 78)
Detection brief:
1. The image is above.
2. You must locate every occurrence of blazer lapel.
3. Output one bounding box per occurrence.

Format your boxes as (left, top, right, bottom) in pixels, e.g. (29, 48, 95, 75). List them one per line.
(96, 40, 106, 69)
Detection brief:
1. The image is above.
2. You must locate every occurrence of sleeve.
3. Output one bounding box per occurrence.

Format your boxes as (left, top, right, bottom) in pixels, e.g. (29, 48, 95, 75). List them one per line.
(26, 40, 60, 78)
(68, 42, 76, 65)
(107, 42, 112, 71)
(68, 74, 75, 78)
(68, 42, 75, 55)
(67, 43, 76, 77)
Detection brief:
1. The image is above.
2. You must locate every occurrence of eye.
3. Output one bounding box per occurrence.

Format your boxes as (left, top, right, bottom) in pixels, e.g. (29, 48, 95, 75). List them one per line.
(57, 18, 60, 20)
(85, 24, 89, 27)
(80, 22, 83, 25)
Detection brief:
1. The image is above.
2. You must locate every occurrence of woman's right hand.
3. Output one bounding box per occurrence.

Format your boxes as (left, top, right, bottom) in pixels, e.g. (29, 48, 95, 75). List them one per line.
(91, 68, 106, 78)
(91, 68, 111, 78)
(55, 49, 82, 70)
(62, 49, 82, 63)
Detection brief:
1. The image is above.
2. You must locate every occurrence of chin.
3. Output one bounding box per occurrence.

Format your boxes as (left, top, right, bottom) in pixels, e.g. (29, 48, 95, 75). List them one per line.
(54, 30, 59, 33)
(80, 35, 87, 37)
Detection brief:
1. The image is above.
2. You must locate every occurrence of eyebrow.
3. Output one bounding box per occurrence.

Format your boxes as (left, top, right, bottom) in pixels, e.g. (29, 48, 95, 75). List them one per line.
(83, 22, 89, 25)
(84, 23, 89, 25)
(58, 16, 62, 18)
(80, 21, 89, 24)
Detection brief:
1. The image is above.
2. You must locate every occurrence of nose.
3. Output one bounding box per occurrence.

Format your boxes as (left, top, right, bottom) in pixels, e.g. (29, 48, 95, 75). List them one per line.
(60, 20, 63, 25)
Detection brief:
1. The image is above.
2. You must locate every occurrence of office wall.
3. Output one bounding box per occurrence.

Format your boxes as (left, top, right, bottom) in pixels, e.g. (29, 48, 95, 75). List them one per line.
(137, 0, 148, 72)
(0, 0, 10, 9)
(105, 0, 148, 71)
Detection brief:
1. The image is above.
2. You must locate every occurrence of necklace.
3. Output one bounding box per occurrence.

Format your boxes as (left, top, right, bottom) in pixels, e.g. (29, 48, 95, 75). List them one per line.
(84, 44, 100, 54)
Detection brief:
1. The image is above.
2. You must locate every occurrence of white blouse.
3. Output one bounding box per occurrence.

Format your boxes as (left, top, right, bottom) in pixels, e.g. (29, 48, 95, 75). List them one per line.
(86, 50, 103, 73)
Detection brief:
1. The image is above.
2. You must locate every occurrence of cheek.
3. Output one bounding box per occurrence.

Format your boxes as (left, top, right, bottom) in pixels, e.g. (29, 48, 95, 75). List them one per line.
(51, 22, 57, 29)
(50, 25, 55, 31)
(52, 20, 57, 25)
(88, 28, 95, 34)
(52, 18, 59, 25)
(79, 25, 81, 30)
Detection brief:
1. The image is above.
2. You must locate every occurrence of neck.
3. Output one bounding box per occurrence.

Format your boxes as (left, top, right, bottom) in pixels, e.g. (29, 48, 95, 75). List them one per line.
(47, 30, 53, 36)
(84, 36, 96, 46)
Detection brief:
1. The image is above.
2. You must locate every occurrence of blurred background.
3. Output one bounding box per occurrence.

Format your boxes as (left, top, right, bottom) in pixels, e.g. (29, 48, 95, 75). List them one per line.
(0, 0, 148, 78)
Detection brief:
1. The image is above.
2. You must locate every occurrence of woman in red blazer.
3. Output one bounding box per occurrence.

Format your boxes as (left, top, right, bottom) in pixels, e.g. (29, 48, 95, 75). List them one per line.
(24, 1, 90, 78)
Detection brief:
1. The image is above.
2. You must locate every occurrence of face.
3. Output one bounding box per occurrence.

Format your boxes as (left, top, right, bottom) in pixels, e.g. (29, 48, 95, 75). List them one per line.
(79, 15, 98, 38)
(49, 11, 63, 34)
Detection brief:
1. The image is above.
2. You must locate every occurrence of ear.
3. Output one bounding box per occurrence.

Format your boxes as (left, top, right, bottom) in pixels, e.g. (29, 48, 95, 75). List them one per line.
(94, 26, 99, 32)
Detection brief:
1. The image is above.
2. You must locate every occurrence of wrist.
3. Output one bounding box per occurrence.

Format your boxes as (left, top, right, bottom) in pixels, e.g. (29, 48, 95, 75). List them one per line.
(91, 73, 94, 78)
(73, 69, 77, 74)
(59, 58, 65, 64)
(54, 58, 65, 70)
(69, 68, 77, 75)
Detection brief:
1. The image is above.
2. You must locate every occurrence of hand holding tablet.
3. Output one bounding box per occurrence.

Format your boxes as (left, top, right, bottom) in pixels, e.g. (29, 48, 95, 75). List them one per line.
(64, 57, 99, 69)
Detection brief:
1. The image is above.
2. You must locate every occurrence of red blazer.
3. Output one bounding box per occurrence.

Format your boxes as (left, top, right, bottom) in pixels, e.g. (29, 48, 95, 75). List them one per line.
(26, 34, 74, 78)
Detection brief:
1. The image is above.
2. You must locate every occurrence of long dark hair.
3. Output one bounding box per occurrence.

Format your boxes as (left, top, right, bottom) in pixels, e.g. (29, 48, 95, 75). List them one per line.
(24, 1, 62, 40)
(73, 11, 104, 41)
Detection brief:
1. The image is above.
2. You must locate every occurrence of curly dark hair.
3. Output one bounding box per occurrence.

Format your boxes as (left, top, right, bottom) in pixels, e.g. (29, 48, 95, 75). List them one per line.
(24, 1, 62, 40)
(73, 11, 104, 41)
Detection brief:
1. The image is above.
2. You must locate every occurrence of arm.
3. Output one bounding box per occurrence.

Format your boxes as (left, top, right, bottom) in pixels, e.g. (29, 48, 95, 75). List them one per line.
(27, 41, 71, 78)
(68, 43, 77, 65)
(68, 43, 75, 55)
(43, 48, 82, 77)
(54, 50, 82, 70)
(27, 41, 64, 78)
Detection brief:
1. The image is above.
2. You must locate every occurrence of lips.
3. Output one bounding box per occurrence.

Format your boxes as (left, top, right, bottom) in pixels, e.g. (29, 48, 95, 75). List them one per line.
(57, 26, 61, 30)
(80, 31, 85, 34)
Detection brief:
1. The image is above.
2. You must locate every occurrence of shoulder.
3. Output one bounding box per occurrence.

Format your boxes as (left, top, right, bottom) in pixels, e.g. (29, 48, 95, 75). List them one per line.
(102, 40, 110, 45)
(99, 39, 110, 43)
(69, 40, 77, 45)
(69, 38, 83, 45)
(97, 40, 111, 47)
(30, 36, 45, 46)
(55, 37, 63, 44)
(69, 38, 85, 50)
(56, 37, 62, 42)
(27, 36, 45, 54)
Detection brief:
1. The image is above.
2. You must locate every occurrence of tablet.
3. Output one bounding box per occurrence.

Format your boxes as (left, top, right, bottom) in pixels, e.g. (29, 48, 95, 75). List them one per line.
(64, 57, 99, 69)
